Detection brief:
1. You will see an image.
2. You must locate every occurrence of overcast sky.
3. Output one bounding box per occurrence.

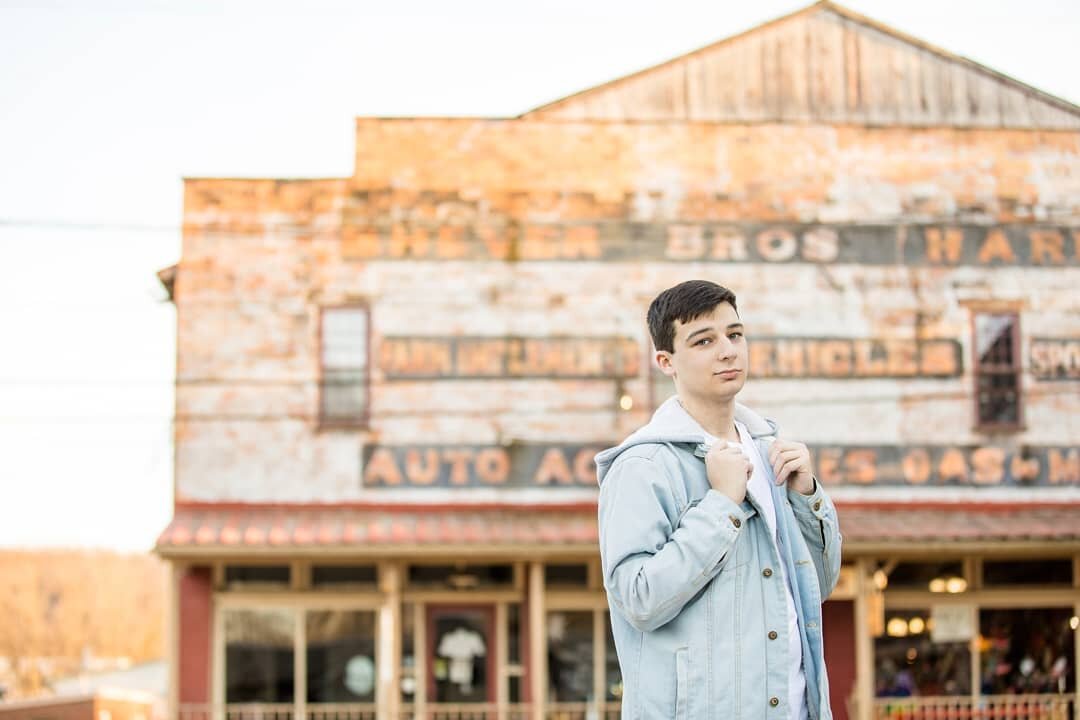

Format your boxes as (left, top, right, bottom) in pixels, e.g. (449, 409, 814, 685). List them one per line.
(0, 0, 1077, 551)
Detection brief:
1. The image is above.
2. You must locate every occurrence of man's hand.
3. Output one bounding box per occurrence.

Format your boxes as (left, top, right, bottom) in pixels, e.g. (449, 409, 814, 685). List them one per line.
(768, 440, 815, 495)
(705, 442, 753, 504)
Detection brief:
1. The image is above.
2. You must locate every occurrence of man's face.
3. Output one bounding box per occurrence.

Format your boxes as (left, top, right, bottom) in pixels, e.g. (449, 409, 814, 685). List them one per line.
(656, 302, 747, 402)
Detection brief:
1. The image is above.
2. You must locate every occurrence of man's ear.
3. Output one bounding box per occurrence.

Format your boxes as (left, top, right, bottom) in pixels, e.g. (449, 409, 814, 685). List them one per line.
(655, 351, 676, 378)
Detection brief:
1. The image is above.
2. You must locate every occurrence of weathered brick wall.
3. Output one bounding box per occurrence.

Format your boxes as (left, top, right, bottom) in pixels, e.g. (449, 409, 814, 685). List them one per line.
(174, 120, 1080, 503)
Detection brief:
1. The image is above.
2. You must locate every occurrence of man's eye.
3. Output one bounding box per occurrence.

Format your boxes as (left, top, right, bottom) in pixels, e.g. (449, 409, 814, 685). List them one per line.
(695, 338, 713, 346)
(728, 332, 744, 340)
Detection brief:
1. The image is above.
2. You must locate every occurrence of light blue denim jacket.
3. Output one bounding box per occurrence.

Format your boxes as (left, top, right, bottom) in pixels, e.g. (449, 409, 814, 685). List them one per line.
(596, 397, 842, 720)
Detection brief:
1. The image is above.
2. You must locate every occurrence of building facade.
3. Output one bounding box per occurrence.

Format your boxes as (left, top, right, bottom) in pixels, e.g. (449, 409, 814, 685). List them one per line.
(156, 3, 1080, 719)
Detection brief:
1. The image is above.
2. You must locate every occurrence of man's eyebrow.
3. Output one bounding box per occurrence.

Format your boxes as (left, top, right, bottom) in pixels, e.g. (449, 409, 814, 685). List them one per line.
(685, 327, 715, 342)
(685, 323, 744, 343)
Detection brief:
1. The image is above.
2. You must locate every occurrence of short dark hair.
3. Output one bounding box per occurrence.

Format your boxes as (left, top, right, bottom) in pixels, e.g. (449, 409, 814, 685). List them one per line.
(648, 280, 738, 353)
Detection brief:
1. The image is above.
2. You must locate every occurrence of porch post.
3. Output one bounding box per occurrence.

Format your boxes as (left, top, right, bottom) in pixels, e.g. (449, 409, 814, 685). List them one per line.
(853, 559, 874, 720)
(529, 562, 546, 720)
(377, 562, 402, 720)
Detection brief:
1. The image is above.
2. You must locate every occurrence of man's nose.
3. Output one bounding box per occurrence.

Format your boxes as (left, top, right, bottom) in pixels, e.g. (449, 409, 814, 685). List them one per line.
(716, 338, 736, 359)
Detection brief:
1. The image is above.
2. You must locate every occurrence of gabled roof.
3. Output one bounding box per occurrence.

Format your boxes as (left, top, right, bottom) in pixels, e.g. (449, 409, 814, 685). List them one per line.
(523, 1, 1080, 129)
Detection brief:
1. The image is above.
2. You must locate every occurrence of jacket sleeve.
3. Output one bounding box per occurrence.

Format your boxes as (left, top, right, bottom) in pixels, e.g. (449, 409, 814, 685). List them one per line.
(786, 478, 842, 598)
(598, 453, 752, 633)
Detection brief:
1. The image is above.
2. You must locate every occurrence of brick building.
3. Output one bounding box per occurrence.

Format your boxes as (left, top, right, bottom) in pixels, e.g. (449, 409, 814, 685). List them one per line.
(155, 3, 1080, 719)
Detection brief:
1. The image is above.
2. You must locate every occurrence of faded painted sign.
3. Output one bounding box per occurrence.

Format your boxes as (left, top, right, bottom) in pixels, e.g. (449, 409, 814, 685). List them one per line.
(340, 219, 1079, 266)
(1030, 338, 1080, 380)
(360, 443, 1080, 488)
(811, 445, 1080, 486)
(361, 444, 604, 488)
(750, 338, 962, 378)
(378, 337, 641, 379)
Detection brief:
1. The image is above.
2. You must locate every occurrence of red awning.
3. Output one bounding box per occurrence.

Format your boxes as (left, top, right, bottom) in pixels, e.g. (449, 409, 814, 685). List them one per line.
(154, 503, 1080, 557)
(155, 505, 600, 557)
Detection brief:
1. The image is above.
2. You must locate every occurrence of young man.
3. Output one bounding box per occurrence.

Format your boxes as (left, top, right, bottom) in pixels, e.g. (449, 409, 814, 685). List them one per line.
(596, 280, 842, 720)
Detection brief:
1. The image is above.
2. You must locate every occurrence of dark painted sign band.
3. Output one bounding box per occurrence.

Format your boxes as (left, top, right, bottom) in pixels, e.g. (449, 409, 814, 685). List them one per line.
(340, 221, 1079, 266)
(378, 337, 641, 379)
(1030, 338, 1080, 381)
(750, 338, 962, 378)
(380, 336, 962, 380)
(361, 443, 1080, 488)
(811, 445, 1080, 487)
(362, 444, 604, 488)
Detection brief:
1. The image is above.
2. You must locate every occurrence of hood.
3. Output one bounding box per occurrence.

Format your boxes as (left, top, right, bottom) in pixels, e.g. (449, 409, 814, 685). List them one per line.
(595, 396, 779, 486)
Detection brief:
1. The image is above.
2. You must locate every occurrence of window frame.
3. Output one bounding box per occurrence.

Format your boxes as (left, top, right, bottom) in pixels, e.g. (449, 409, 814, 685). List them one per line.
(317, 303, 372, 430)
(970, 310, 1024, 433)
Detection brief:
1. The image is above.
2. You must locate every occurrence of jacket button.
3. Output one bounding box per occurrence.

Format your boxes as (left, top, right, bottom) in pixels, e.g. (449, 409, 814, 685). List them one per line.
(768, 630, 778, 640)
(813, 500, 822, 511)
(770, 697, 780, 707)
(730, 516, 742, 529)
(762, 568, 773, 578)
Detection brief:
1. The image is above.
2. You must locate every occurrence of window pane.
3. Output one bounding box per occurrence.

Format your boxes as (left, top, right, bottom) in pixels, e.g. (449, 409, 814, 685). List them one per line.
(874, 609, 970, 697)
(322, 308, 368, 368)
(307, 610, 377, 703)
(886, 561, 964, 590)
(508, 604, 522, 665)
(225, 565, 291, 589)
(547, 611, 593, 702)
(604, 612, 623, 702)
(408, 564, 513, 589)
(545, 564, 589, 587)
(225, 609, 295, 703)
(321, 370, 366, 421)
(401, 603, 416, 702)
(311, 565, 377, 588)
(983, 559, 1073, 586)
(975, 314, 1016, 368)
(980, 608, 1075, 694)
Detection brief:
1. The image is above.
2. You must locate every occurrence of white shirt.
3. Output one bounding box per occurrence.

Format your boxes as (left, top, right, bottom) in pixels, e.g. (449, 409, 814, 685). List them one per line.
(702, 420, 808, 720)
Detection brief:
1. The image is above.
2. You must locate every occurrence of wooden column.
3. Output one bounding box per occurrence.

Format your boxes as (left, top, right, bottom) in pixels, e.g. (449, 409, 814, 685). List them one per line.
(377, 562, 402, 720)
(167, 563, 180, 720)
(529, 562, 546, 720)
(413, 602, 426, 716)
(496, 602, 508, 720)
(853, 559, 874, 720)
(592, 608, 606, 716)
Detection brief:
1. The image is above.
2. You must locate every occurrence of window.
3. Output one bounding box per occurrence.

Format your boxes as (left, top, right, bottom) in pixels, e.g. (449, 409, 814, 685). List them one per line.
(320, 306, 369, 426)
(973, 312, 1022, 429)
(307, 610, 377, 703)
(983, 558, 1073, 587)
(311, 565, 377, 589)
(544, 564, 589, 587)
(980, 608, 1075, 695)
(225, 609, 295, 703)
(407, 564, 513, 589)
(874, 608, 971, 697)
(547, 611, 594, 702)
(225, 565, 291, 590)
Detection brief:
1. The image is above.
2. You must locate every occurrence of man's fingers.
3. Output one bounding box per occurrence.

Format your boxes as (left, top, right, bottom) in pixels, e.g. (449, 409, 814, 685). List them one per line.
(772, 449, 803, 476)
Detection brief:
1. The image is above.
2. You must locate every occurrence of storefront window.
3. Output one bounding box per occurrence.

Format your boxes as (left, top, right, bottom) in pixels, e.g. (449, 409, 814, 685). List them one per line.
(982, 559, 1072, 587)
(306, 610, 377, 703)
(874, 609, 970, 697)
(980, 608, 1075, 695)
(225, 608, 295, 702)
(887, 561, 965, 591)
(547, 611, 593, 702)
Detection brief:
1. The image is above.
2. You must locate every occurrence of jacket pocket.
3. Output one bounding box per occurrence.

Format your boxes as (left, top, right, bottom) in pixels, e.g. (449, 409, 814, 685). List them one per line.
(674, 647, 689, 720)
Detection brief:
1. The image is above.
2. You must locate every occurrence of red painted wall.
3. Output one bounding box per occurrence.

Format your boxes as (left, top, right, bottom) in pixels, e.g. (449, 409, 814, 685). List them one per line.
(823, 599, 856, 720)
(179, 566, 212, 704)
